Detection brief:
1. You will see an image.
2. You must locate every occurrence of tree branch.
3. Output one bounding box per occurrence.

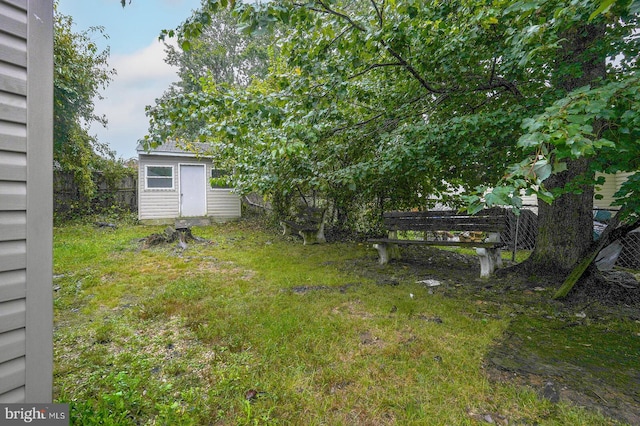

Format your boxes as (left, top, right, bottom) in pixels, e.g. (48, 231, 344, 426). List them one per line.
(554, 207, 639, 299)
(328, 93, 436, 137)
(473, 77, 522, 97)
(329, 112, 386, 135)
(489, 57, 497, 85)
(348, 62, 404, 80)
(306, 1, 444, 95)
(379, 40, 447, 94)
(370, 0, 383, 27)
(303, 1, 519, 98)
(325, 25, 351, 51)
(295, 1, 522, 99)
(314, 0, 365, 31)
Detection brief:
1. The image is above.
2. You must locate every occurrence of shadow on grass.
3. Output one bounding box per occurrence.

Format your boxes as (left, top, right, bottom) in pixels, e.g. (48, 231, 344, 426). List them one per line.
(350, 244, 640, 425)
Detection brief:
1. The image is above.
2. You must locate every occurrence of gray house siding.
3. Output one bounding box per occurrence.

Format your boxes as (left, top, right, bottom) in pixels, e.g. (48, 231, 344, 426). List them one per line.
(138, 151, 241, 223)
(0, 0, 53, 403)
(594, 171, 634, 210)
(207, 189, 242, 221)
(515, 171, 635, 215)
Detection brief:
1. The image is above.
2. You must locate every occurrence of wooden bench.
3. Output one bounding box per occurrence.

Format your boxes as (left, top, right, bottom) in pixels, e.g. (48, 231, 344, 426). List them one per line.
(368, 209, 507, 277)
(280, 206, 327, 245)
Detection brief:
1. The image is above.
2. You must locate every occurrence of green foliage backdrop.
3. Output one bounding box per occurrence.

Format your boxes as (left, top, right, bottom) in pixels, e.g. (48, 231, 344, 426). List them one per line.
(146, 0, 640, 269)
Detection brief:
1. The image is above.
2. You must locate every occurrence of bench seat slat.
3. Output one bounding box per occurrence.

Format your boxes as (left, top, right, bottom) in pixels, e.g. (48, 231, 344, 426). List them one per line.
(368, 239, 504, 248)
(384, 216, 505, 222)
(383, 210, 506, 233)
(386, 222, 506, 232)
(383, 209, 503, 218)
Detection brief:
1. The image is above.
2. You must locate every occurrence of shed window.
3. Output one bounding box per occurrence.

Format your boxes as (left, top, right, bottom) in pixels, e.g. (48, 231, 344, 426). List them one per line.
(211, 169, 230, 188)
(146, 166, 174, 189)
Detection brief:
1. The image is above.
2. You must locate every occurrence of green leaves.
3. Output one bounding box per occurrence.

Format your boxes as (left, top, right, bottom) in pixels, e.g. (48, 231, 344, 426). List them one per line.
(488, 75, 640, 210)
(149, 0, 640, 225)
(54, 7, 116, 198)
(532, 159, 553, 181)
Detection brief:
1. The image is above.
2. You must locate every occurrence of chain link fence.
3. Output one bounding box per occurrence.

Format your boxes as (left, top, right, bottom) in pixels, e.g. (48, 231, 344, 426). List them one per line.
(501, 206, 640, 270)
(618, 229, 640, 269)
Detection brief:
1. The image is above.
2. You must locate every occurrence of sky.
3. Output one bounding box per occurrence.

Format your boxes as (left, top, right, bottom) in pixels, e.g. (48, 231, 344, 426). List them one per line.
(57, 0, 203, 160)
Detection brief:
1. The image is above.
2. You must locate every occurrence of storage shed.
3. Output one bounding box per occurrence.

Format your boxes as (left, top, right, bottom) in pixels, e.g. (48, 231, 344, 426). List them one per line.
(137, 141, 241, 224)
(0, 0, 54, 402)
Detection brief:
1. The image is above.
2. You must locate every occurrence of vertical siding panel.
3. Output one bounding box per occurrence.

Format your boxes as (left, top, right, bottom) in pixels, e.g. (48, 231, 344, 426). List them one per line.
(0, 181, 26, 209)
(0, 0, 53, 403)
(24, 0, 53, 403)
(0, 121, 27, 153)
(0, 0, 29, 403)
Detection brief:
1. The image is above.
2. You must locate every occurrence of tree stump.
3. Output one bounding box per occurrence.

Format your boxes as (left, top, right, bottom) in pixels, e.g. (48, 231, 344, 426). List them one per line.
(140, 226, 201, 249)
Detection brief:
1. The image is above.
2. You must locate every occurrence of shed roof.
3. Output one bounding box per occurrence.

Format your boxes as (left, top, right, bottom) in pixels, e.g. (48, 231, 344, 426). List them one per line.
(136, 140, 212, 158)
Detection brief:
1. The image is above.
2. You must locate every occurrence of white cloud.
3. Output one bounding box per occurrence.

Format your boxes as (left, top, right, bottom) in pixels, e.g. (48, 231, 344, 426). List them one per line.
(111, 39, 178, 84)
(90, 38, 180, 159)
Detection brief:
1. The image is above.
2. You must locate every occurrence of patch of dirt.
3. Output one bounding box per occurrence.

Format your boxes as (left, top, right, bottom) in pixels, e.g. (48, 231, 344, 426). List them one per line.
(331, 299, 376, 320)
(485, 345, 640, 426)
(565, 269, 640, 317)
(358, 330, 384, 347)
(289, 283, 359, 294)
(343, 244, 640, 425)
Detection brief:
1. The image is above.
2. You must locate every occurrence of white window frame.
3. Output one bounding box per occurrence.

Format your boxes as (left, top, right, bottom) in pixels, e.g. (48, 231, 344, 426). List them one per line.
(145, 165, 175, 190)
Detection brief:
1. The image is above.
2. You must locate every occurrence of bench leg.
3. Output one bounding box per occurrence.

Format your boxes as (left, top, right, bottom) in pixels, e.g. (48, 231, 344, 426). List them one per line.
(492, 248, 503, 269)
(280, 222, 293, 236)
(316, 223, 326, 244)
(373, 243, 390, 264)
(299, 229, 323, 245)
(373, 243, 400, 264)
(476, 247, 501, 278)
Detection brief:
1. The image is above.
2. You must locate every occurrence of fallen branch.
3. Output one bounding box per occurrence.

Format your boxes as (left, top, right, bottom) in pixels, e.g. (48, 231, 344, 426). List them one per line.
(554, 210, 639, 299)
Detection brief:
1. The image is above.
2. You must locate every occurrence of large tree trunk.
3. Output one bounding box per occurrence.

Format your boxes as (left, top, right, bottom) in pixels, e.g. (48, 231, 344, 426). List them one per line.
(524, 23, 606, 276)
(527, 158, 595, 274)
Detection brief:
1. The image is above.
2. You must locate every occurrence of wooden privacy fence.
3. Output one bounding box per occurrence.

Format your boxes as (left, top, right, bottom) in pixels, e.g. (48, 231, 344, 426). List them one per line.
(54, 170, 137, 216)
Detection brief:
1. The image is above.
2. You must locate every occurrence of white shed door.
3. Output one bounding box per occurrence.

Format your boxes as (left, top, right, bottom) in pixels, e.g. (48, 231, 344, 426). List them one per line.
(180, 165, 207, 217)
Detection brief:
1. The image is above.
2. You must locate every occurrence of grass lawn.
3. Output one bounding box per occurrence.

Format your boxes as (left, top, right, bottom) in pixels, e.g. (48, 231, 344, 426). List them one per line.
(53, 218, 632, 425)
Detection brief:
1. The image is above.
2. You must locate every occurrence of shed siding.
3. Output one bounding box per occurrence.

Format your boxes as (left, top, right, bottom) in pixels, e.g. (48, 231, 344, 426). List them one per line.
(138, 153, 241, 221)
(138, 155, 180, 220)
(208, 189, 242, 221)
(0, 0, 53, 403)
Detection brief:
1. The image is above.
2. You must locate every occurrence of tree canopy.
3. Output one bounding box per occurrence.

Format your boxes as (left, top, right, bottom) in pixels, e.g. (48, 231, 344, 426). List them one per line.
(54, 4, 116, 197)
(147, 4, 274, 143)
(147, 0, 640, 271)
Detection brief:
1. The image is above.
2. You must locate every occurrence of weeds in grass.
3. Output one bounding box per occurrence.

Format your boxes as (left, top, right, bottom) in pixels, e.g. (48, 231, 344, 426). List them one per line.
(53, 220, 627, 425)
